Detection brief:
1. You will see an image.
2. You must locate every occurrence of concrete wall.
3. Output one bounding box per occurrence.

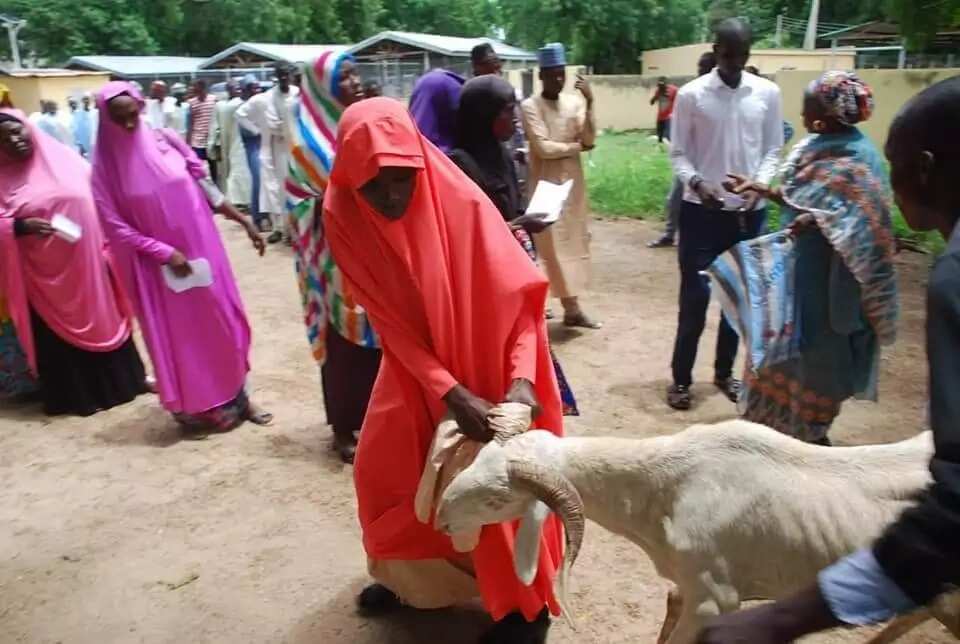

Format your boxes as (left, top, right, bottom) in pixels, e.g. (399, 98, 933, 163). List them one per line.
(777, 68, 960, 147)
(2, 73, 110, 113)
(642, 43, 856, 76)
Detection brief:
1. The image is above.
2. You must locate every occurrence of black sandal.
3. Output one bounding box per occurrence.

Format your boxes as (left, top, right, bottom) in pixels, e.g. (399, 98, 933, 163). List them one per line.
(333, 430, 358, 464)
(356, 583, 401, 616)
(667, 384, 692, 411)
(713, 377, 742, 404)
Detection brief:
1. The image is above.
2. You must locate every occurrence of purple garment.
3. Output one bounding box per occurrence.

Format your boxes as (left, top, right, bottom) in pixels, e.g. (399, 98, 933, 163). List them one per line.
(408, 69, 465, 153)
(91, 81, 250, 415)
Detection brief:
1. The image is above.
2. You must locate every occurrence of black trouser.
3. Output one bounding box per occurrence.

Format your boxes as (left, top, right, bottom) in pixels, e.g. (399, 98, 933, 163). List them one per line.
(656, 119, 671, 143)
(193, 146, 218, 186)
(670, 201, 766, 387)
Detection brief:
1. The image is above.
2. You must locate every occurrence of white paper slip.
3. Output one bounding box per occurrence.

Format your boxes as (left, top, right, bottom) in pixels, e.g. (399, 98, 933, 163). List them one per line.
(50, 214, 82, 243)
(525, 179, 574, 224)
(161, 258, 214, 293)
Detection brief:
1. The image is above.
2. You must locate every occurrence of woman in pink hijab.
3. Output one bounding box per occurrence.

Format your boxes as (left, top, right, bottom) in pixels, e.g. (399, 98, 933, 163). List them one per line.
(0, 108, 148, 415)
(91, 82, 271, 432)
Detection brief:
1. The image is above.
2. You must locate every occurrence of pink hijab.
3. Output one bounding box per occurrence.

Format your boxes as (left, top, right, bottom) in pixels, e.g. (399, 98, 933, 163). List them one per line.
(0, 108, 131, 373)
(91, 81, 207, 198)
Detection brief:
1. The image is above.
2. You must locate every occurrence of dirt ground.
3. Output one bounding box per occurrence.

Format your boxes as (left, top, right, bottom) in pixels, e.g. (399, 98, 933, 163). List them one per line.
(0, 218, 952, 644)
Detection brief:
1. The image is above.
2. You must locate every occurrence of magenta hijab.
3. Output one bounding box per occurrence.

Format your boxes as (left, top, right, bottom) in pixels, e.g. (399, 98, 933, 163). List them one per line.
(0, 108, 131, 373)
(88, 81, 251, 415)
(91, 81, 206, 200)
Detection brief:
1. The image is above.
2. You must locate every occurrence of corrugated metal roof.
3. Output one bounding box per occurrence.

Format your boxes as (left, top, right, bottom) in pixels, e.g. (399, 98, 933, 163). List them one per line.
(66, 56, 206, 77)
(200, 43, 348, 69)
(347, 31, 536, 61)
(1, 68, 109, 78)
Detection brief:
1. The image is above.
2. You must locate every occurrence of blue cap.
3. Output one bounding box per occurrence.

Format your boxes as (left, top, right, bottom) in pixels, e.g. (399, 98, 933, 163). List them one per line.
(537, 43, 567, 68)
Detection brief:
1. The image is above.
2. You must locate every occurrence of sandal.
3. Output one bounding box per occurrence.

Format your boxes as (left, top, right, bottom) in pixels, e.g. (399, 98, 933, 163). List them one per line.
(563, 312, 603, 329)
(333, 430, 358, 464)
(667, 384, 692, 411)
(356, 583, 401, 616)
(713, 377, 742, 404)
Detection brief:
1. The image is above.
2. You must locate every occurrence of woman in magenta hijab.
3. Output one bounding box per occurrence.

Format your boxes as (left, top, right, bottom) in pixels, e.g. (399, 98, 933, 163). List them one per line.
(0, 108, 148, 415)
(91, 82, 271, 432)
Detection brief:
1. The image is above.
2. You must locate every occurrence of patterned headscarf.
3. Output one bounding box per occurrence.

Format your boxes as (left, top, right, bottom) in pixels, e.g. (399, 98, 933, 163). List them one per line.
(285, 48, 378, 363)
(809, 71, 874, 126)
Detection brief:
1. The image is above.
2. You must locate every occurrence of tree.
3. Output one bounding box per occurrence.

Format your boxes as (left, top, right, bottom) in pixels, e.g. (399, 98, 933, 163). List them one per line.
(380, 0, 494, 36)
(3, 0, 159, 63)
(500, 0, 702, 73)
(889, 0, 960, 48)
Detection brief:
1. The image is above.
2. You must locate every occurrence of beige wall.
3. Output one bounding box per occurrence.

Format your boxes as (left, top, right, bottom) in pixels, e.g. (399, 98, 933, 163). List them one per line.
(778, 68, 960, 146)
(2, 73, 110, 113)
(642, 43, 855, 77)
(588, 75, 665, 131)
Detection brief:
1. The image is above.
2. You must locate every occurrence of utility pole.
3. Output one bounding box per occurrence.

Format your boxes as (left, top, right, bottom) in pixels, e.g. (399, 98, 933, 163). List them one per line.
(0, 14, 26, 69)
(775, 13, 784, 47)
(803, 0, 820, 50)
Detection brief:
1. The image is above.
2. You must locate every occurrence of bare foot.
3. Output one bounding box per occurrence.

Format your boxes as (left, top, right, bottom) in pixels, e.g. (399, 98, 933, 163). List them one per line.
(246, 400, 274, 426)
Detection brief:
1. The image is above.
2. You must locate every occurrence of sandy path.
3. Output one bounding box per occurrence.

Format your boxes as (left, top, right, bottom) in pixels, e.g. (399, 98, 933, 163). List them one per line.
(0, 218, 949, 643)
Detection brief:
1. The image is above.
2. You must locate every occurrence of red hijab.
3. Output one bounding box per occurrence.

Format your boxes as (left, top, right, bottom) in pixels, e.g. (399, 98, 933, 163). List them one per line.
(323, 98, 563, 621)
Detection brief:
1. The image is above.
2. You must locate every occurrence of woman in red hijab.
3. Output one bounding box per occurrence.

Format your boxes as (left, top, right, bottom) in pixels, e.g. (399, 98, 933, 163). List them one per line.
(323, 97, 564, 643)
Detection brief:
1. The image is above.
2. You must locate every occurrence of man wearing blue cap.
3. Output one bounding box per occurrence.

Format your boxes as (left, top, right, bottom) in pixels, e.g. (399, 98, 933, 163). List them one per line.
(521, 43, 601, 329)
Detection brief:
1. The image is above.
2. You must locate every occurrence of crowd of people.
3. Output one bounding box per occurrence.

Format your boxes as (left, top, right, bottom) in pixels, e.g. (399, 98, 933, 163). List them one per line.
(1, 17, 958, 644)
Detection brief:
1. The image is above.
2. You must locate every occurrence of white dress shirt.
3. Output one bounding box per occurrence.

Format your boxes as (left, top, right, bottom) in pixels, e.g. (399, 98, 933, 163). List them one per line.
(144, 96, 177, 130)
(670, 69, 784, 209)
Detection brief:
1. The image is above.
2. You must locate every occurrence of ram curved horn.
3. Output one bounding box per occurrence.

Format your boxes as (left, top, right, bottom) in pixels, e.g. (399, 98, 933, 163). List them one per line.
(506, 459, 585, 628)
(490, 402, 533, 445)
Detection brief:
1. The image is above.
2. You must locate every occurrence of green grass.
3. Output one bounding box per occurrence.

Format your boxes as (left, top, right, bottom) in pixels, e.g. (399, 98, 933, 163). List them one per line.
(585, 130, 943, 254)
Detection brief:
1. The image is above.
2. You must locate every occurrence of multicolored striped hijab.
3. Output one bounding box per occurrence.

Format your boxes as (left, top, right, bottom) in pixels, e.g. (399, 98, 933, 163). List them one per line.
(286, 48, 379, 363)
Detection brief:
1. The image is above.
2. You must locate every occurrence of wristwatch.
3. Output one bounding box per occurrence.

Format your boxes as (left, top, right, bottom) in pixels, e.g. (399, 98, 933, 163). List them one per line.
(689, 175, 704, 191)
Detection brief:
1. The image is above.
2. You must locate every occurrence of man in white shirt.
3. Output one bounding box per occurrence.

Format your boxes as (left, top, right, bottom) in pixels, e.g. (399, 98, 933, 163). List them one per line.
(236, 62, 300, 244)
(144, 80, 177, 130)
(666, 18, 784, 411)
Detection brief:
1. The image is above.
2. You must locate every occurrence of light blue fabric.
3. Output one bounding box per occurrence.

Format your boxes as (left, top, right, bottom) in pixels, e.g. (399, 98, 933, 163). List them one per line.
(819, 548, 916, 626)
(72, 110, 94, 155)
(707, 231, 801, 371)
(537, 43, 567, 68)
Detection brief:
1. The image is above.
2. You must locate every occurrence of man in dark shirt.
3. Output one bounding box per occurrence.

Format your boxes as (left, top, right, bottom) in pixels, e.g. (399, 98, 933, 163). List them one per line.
(697, 75, 960, 644)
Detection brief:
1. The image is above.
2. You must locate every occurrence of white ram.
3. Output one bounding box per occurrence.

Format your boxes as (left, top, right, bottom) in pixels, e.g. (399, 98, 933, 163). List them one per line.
(436, 419, 958, 643)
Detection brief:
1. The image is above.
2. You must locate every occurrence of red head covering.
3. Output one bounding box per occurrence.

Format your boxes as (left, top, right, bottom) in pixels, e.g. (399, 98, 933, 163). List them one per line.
(323, 97, 564, 620)
(0, 108, 130, 373)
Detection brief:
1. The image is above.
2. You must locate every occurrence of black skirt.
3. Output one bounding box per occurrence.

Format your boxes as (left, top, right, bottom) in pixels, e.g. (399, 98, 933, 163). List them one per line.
(32, 310, 148, 417)
(321, 323, 382, 435)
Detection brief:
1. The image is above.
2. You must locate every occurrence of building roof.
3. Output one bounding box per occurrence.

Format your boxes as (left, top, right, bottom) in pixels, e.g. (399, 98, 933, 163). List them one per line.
(200, 43, 348, 69)
(1, 68, 109, 78)
(66, 56, 206, 77)
(347, 31, 536, 61)
(819, 21, 960, 47)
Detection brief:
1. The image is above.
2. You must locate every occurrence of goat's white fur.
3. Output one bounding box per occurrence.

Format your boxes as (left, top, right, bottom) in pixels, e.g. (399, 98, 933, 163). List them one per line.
(437, 420, 954, 643)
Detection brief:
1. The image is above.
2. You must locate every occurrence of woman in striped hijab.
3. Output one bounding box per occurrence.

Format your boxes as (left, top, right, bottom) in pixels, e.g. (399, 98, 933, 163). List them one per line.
(286, 48, 379, 463)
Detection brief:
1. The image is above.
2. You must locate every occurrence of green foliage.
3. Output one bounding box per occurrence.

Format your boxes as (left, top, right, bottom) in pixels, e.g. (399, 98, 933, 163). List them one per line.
(586, 131, 674, 217)
(1, 0, 955, 68)
(3, 0, 160, 61)
(888, 0, 960, 49)
(380, 0, 495, 36)
(586, 131, 943, 254)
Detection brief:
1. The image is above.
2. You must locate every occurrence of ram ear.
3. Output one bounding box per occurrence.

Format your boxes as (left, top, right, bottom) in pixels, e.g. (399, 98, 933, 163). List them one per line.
(513, 500, 549, 586)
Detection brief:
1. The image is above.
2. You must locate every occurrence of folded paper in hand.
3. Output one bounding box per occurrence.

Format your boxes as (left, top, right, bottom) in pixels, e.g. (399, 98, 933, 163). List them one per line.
(51, 214, 82, 243)
(526, 179, 574, 224)
(161, 258, 214, 293)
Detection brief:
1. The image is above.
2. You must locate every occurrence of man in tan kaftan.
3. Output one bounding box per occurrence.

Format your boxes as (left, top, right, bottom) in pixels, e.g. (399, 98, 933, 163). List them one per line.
(521, 42, 601, 328)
